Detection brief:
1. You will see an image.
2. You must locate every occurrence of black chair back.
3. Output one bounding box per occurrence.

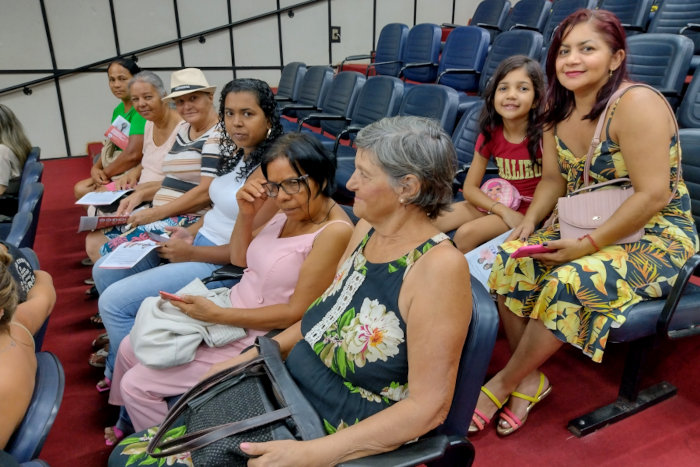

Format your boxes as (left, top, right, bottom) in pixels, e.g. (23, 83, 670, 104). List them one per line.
(6, 212, 33, 249)
(350, 76, 404, 128)
(452, 101, 488, 184)
(17, 183, 43, 252)
(503, 0, 551, 32)
(438, 277, 499, 438)
(678, 72, 700, 129)
(542, 0, 598, 46)
(437, 26, 490, 93)
(471, 0, 512, 42)
(276, 62, 306, 101)
(318, 72, 366, 136)
(598, 0, 654, 36)
(293, 66, 335, 124)
(398, 85, 460, 134)
(648, 0, 700, 55)
(19, 161, 43, 196)
(5, 352, 65, 463)
(374, 23, 409, 77)
(26, 147, 41, 165)
(626, 33, 694, 108)
(680, 129, 700, 225)
(401, 23, 442, 83)
(478, 30, 544, 95)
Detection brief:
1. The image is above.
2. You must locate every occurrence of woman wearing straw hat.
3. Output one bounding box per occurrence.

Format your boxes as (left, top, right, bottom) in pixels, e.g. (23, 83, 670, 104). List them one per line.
(85, 68, 221, 263)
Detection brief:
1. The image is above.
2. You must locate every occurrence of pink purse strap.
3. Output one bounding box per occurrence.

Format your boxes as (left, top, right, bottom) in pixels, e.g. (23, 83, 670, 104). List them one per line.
(576, 83, 681, 203)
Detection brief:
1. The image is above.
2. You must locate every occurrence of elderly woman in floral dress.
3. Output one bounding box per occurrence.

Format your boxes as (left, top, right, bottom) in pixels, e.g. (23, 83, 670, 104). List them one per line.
(109, 116, 472, 466)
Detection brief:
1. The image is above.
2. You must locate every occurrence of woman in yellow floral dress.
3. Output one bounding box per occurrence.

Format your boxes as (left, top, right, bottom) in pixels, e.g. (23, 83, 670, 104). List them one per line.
(471, 9, 699, 436)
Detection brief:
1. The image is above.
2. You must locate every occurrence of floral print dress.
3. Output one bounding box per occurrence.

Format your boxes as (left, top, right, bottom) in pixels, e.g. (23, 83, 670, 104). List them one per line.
(109, 230, 450, 466)
(285, 229, 450, 433)
(488, 90, 699, 363)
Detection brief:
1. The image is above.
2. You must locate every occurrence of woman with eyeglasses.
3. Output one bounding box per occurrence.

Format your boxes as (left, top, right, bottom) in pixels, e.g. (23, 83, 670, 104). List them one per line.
(103, 133, 352, 445)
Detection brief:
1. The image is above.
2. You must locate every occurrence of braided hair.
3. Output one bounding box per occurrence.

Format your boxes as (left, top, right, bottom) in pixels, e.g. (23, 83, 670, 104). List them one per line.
(216, 78, 284, 179)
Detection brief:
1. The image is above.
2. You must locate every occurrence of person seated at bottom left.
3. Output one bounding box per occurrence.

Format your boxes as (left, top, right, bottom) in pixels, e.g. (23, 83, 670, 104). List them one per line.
(104, 133, 353, 446)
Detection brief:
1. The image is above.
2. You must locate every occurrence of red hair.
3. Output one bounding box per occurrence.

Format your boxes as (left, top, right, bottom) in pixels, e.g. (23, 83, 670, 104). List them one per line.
(542, 9, 630, 128)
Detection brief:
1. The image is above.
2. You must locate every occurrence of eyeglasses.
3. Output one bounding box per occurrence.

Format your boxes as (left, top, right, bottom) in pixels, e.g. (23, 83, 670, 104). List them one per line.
(262, 174, 309, 197)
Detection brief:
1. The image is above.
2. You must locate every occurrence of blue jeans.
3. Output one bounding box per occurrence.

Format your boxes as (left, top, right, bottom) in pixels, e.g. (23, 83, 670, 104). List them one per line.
(93, 233, 238, 379)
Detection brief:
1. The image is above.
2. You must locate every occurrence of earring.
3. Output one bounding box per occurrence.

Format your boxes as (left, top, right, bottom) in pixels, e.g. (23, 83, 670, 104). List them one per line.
(609, 69, 614, 78)
(266, 128, 272, 138)
(399, 198, 405, 204)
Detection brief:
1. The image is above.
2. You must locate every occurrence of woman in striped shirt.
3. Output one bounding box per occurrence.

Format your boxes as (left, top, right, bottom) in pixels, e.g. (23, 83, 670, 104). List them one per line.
(85, 69, 222, 262)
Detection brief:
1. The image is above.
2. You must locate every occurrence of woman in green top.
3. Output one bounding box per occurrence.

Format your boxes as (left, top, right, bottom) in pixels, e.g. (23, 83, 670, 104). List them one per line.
(74, 59, 148, 200)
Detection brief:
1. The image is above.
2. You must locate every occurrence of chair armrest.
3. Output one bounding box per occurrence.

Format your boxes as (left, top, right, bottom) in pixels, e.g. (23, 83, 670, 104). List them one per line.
(475, 22, 500, 31)
(680, 23, 700, 34)
(454, 163, 499, 177)
(333, 125, 364, 153)
(509, 23, 540, 32)
(274, 96, 292, 102)
(657, 253, 700, 339)
(338, 435, 473, 467)
(201, 264, 246, 285)
(297, 114, 349, 132)
(399, 62, 439, 78)
(437, 68, 479, 84)
(366, 60, 403, 77)
(621, 24, 645, 32)
(339, 55, 373, 71)
(452, 164, 499, 194)
(659, 89, 681, 99)
(441, 23, 461, 29)
(0, 194, 19, 201)
(281, 104, 319, 116)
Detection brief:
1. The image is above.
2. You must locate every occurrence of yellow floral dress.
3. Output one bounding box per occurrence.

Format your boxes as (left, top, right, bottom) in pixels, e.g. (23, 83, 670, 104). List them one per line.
(487, 96, 699, 363)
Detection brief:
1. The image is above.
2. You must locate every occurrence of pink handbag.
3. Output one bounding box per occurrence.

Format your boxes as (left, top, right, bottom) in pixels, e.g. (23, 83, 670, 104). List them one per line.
(477, 178, 533, 212)
(556, 84, 681, 244)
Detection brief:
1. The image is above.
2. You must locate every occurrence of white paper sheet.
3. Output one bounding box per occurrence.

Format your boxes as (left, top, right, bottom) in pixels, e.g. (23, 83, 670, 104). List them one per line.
(75, 189, 133, 206)
(98, 240, 160, 269)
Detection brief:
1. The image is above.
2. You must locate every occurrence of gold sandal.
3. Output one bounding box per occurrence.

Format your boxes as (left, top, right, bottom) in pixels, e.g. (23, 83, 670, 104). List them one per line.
(497, 372, 552, 436)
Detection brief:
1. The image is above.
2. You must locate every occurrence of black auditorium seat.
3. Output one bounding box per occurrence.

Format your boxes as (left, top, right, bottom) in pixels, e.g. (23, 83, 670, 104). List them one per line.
(283, 71, 366, 137)
(342, 23, 408, 78)
(279, 66, 334, 123)
(626, 33, 694, 109)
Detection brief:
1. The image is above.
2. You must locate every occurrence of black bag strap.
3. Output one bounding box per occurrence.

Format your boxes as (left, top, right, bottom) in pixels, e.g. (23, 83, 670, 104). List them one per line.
(146, 337, 287, 458)
(146, 355, 265, 457)
(154, 408, 292, 457)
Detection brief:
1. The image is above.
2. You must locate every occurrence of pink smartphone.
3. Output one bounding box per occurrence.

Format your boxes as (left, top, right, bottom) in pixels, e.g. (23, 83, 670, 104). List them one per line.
(159, 291, 185, 302)
(105, 181, 116, 191)
(511, 244, 553, 259)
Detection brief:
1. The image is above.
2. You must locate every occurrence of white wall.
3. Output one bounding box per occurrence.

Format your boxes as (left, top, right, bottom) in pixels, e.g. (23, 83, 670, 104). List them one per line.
(0, 0, 489, 159)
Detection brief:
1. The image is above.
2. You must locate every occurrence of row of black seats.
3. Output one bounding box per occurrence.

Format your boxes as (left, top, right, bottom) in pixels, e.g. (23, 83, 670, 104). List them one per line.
(445, 0, 700, 72)
(274, 30, 700, 200)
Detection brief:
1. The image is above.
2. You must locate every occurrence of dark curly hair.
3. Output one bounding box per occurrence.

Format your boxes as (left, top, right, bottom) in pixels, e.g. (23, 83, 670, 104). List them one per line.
(216, 78, 284, 179)
(478, 55, 545, 168)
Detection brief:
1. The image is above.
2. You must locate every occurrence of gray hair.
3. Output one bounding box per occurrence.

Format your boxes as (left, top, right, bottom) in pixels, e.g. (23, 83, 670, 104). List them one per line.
(128, 71, 167, 98)
(354, 116, 456, 220)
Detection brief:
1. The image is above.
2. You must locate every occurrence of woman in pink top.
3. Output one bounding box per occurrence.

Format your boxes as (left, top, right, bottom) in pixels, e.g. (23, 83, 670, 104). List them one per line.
(105, 133, 353, 441)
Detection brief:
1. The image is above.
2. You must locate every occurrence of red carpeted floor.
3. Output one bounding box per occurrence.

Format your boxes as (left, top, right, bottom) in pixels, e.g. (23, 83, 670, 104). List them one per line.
(35, 157, 700, 467)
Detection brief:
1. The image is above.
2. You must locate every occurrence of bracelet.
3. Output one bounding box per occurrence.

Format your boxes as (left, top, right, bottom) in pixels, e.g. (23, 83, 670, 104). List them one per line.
(487, 201, 500, 215)
(579, 234, 600, 252)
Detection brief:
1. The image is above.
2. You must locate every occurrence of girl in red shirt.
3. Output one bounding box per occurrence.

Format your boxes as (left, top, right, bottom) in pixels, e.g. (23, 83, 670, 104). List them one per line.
(435, 55, 545, 253)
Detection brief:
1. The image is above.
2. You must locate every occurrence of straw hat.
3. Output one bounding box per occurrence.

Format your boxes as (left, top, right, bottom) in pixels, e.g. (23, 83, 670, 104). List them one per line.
(162, 68, 216, 101)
